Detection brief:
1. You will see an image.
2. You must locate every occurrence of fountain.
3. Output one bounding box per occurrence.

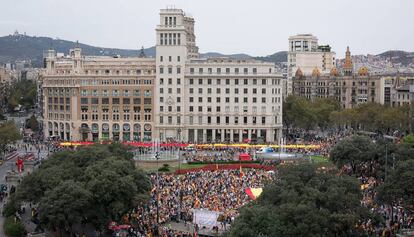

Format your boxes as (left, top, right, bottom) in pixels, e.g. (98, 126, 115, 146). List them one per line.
(255, 137, 302, 161)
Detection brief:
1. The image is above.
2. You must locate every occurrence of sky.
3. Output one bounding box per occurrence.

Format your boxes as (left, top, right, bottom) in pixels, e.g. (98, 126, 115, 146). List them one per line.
(0, 0, 412, 57)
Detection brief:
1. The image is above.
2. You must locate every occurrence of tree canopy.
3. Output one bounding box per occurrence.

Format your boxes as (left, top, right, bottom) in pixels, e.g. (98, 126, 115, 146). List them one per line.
(225, 164, 372, 237)
(284, 95, 410, 134)
(377, 159, 414, 209)
(14, 144, 151, 234)
(6, 79, 37, 111)
(0, 121, 21, 154)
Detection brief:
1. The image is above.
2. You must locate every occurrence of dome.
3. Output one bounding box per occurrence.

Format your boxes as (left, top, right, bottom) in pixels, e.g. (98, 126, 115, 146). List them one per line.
(311, 67, 321, 77)
(295, 68, 303, 78)
(330, 67, 339, 76)
(358, 66, 369, 76)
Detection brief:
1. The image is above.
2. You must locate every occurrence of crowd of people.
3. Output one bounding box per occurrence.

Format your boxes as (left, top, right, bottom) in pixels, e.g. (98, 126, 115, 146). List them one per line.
(340, 160, 414, 236)
(122, 169, 275, 236)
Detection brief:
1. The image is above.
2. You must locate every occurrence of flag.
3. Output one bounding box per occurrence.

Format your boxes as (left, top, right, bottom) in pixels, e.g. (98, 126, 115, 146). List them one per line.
(245, 188, 263, 200)
(239, 166, 244, 178)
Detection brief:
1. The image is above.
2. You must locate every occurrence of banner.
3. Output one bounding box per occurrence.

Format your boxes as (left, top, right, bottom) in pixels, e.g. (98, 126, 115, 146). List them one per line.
(192, 209, 221, 227)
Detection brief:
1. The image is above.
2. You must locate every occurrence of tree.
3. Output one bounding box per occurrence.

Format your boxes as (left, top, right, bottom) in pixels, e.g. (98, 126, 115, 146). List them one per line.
(225, 164, 372, 237)
(377, 159, 414, 209)
(330, 136, 377, 173)
(0, 121, 21, 156)
(401, 134, 414, 144)
(14, 144, 151, 235)
(4, 217, 26, 237)
(26, 114, 39, 131)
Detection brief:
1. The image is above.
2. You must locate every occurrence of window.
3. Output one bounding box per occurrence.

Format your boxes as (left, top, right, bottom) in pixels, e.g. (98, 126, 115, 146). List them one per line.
(253, 88, 257, 94)
(198, 79, 203, 85)
(177, 78, 181, 84)
(235, 79, 239, 85)
(262, 79, 266, 85)
(225, 88, 230, 94)
(177, 116, 181, 124)
(208, 97, 212, 103)
(261, 98, 266, 103)
(217, 68, 221, 74)
(244, 68, 248, 74)
(198, 97, 203, 103)
(207, 88, 212, 94)
(234, 117, 239, 124)
(168, 67, 172, 74)
(225, 97, 230, 103)
(168, 116, 172, 125)
(244, 88, 248, 94)
(123, 98, 130, 104)
(199, 88, 203, 94)
(243, 97, 248, 103)
(189, 88, 194, 94)
(226, 68, 231, 74)
(160, 78, 164, 85)
(253, 68, 257, 74)
(190, 68, 194, 74)
(159, 67, 164, 74)
(235, 97, 239, 103)
(207, 107, 212, 112)
(177, 106, 181, 112)
(207, 117, 211, 124)
(168, 106, 172, 112)
(189, 79, 194, 84)
(253, 79, 257, 85)
(208, 79, 212, 85)
(217, 79, 221, 85)
(243, 117, 248, 124)
(160, 56, 163, 62)
(189, 106, 194, 112)
(160, 116, 164, 124)
(160, 106, 164, 112)
(216, 106, 221, 112)
(216, 116, 220, 124)
(253, 98, 257, 103)
(81, 98, 88, 104)
(235, 88, 239, 94)
(189, 116, 193, 124)
(177, 67, 181, 74)
(189, 97, 194, 103)
(262, 88, 266, 94)
(168, 88, 172, 94)
(177, 88, 181, 94)
(160, 88, 164, 94)
(225, 116, 229, 124)
(177, 56, 180, 62)
(253, 117, 257, 124)
(208, 68, 212, 74)
(198, 106, 203, 112)
(102, 98, 109, 104)
(169, 56, 172, 62)
(226, 79, 230, 85)
(262, 117, 266, 124)
(216, 97, 221, 103)
(199, 68, 203, 74)
(216, 88, 221, 94)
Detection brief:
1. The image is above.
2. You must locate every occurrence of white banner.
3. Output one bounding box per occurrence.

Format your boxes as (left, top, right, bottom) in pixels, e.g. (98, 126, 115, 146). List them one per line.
(192, 209, 221, 227)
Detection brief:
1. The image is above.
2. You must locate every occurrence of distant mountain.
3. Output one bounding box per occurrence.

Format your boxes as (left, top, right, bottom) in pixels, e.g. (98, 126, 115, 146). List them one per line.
(0, 34, 155, 67)
(200, 52, 252, 59)
(377, 50, 414, 66)
(254, 51, 287, 64)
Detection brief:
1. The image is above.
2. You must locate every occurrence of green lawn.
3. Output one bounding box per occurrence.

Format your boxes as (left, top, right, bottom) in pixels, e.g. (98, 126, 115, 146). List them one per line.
(309, 155, 330, 163)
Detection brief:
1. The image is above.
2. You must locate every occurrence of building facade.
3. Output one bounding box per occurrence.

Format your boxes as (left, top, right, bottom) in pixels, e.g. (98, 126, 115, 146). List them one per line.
(292, 47, 382, 109)
(42, 48, 156, 141)
(287, 34, 336, 97)
(42, 8, 283, 143)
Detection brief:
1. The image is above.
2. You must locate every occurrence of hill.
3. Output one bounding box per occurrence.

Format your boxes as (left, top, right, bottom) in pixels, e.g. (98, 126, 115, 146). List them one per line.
(377, 50, 414, 66)
(0, 34, 155, 67)
(254, 51, 287, 64)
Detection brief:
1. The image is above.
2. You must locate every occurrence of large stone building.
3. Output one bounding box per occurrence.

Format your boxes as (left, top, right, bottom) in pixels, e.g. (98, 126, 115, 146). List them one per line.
(286, 34, 336, 97)
(42, 48, 156, 141)
(42, 8, 283, 143)
(292, 47, 383, 109)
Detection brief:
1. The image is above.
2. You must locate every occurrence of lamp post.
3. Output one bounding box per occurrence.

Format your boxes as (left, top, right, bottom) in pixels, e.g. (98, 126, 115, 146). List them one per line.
(155, 143, 160, 235)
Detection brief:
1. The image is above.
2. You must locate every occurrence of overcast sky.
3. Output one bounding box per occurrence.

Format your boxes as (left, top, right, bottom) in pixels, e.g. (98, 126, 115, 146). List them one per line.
(0, 0, 412, 57)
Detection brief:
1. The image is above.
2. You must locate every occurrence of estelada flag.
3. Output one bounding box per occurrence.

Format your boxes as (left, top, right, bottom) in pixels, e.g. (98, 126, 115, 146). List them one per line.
(245, 188, 263, 200)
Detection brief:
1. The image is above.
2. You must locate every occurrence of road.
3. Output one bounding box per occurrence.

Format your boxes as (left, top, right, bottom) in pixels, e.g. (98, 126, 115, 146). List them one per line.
(0, 141, 48, 237)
